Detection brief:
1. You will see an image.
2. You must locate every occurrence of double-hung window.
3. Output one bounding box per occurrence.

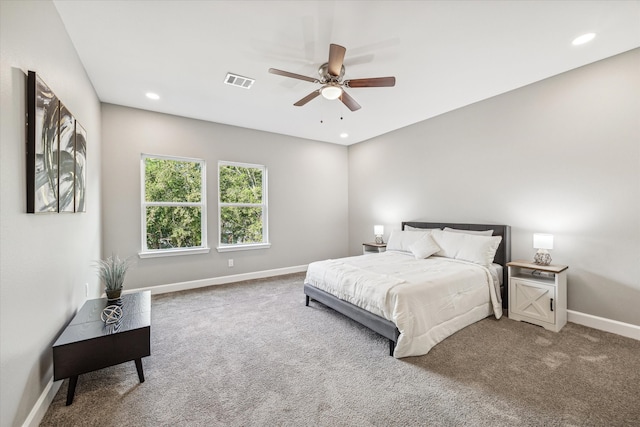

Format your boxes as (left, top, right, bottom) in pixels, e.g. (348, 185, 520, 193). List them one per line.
(140, 154, 208, 257)
(217, 161, 269, 251)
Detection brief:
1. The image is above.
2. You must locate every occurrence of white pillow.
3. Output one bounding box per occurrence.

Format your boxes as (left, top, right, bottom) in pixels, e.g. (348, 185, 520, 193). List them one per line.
(387, 230, 431, 253)
(431, 229, 502, 266)
(409, 233, 441, 259)
(443, 227, 494, 236)
(404, 225, 434, 231)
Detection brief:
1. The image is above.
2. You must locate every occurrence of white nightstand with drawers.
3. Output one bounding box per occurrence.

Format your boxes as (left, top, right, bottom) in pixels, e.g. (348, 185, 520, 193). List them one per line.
(507, 260, 568, 332)
(362, 242, 386, 255)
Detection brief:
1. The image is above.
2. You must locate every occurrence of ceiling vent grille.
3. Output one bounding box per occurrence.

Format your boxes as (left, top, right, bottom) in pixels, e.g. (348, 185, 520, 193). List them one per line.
(224, 73, 254, 89)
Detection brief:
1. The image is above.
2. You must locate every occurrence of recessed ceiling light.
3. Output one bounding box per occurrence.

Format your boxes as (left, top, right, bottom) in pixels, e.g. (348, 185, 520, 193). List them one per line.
(572, 33, 596, 46)
(146, 92, 160, 100)
(340, 133, 349, 138)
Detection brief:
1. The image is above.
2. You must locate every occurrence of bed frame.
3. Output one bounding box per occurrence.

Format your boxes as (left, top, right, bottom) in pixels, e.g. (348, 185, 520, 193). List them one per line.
(304, 222, 511, 356)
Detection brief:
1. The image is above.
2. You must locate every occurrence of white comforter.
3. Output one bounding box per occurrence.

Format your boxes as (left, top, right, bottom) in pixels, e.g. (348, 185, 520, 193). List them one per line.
(304, 252, 503, 358)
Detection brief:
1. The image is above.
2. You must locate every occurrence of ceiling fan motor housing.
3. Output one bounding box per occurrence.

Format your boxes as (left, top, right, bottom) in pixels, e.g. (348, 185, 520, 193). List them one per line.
(318, 62, 345, 82)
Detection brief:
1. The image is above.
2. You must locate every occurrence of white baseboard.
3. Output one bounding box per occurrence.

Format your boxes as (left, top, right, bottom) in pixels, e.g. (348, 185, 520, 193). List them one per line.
(568, 310, 640, 341)
(125, 264, 308, 296)
(21, 378, 62, 427)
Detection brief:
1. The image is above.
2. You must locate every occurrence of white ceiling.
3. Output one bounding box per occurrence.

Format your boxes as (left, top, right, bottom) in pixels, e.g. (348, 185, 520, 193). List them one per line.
(52, 1, 640, 146)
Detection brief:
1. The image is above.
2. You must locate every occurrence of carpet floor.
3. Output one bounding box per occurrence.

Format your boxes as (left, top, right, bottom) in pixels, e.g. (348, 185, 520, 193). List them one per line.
(41, 273, 640, 426)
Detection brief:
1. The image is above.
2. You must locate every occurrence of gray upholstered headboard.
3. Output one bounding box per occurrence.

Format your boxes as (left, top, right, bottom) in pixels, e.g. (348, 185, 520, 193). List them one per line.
(401, 221, 511, 308)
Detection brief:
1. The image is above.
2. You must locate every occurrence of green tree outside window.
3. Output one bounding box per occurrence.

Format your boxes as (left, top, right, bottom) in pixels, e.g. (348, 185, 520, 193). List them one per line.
(142, 155, 206, 251)
(218, 163, 267, 246)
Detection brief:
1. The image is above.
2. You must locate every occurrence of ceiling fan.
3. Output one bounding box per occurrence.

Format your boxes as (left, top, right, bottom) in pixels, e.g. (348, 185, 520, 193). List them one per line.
(268, 43, 395, 112)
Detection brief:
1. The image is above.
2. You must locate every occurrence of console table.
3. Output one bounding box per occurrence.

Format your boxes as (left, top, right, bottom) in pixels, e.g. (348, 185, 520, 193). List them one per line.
(53, 291, 151, 405)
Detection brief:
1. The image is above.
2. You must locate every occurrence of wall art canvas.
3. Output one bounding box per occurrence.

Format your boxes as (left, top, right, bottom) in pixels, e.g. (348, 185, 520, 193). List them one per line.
(26, 71, 87, 214)
(58, 103, 75, 212)
(74, 122, 87, 212)
(27, 71, 59, 213)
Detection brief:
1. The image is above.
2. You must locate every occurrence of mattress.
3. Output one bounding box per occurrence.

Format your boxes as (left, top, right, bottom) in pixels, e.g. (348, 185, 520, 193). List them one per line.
(304, 251, 502, 358)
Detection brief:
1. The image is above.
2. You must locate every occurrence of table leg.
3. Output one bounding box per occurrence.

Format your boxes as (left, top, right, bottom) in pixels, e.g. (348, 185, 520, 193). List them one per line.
(135, 358, 145, 383)
(66, 376, 78, 406)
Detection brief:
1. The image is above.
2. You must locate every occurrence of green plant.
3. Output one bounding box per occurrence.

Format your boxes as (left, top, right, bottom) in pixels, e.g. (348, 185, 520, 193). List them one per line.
(95, 255, 133, 292)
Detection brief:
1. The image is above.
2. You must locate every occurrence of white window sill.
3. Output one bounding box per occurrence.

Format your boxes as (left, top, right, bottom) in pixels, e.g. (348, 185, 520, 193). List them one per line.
(216, 243, 271, 253)
(138, 247, 210, 259)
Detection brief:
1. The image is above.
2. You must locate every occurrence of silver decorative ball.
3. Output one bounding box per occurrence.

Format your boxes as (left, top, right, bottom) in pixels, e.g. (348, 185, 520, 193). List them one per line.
(101, 305, 123, 324)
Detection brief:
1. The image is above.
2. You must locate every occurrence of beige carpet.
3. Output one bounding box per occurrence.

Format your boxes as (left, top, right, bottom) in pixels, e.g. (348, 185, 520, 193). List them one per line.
(41, 273, 640, 426)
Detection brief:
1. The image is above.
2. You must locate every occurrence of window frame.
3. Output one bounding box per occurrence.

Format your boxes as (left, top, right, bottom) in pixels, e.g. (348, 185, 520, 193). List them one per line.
(139, 153, 209, 258)
(217, 161, 270, 252)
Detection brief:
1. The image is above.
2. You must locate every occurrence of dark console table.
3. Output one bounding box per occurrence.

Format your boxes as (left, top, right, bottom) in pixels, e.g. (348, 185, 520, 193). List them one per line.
(53, 291, 151, 405)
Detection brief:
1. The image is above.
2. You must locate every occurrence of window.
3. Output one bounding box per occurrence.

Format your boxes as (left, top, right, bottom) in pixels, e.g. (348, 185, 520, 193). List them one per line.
(217, 161, 269, 251)
(140, 154, 208, 257)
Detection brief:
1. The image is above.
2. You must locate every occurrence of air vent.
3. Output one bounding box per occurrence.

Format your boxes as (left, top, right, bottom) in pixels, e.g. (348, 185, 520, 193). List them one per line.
(224, 73, 254, 89)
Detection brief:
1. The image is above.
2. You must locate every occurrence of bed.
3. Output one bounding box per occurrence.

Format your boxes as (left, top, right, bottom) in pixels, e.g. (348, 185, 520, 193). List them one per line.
(304, 222, 511, 358)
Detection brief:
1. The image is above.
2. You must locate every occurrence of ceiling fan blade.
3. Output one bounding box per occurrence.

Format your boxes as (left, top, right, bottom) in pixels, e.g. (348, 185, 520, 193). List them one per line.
(268, 68, 317, 83)
(344, 76, 396, 88)
(340, 90, 361, 111)
(294, 90, 321, 106)
(328, 44, 346, 77)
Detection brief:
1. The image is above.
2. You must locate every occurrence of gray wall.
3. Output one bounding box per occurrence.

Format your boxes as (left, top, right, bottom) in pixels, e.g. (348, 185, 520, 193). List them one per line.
(101, 104, 349, 289)
(0, 1, 102, 426)
(348, 48, 640, 326)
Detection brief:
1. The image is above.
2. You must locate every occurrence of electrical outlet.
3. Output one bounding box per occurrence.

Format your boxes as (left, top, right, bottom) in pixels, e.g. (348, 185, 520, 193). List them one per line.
(228, 259, 234, 268)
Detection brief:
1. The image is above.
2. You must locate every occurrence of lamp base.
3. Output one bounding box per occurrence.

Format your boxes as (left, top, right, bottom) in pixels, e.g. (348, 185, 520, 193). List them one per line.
(534, 250, 552, 266)
(375, 236, 384, 244)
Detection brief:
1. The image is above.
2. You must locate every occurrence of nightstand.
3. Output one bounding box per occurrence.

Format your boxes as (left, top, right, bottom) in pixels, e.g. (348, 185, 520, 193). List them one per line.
(507, 260, 568, 332)
(362, 242, 386, 254)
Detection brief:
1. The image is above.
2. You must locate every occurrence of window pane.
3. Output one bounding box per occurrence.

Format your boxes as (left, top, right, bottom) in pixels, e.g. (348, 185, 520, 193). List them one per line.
(146, 206, 202, 249)
(219, 165, 262, 204)
(220, 206, 263, 244)
(145, 158, 202, 203)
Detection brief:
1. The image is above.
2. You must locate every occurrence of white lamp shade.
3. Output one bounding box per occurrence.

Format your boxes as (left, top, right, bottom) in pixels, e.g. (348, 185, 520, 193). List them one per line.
(374, 225, 384, 236)
(533, 233, 554, 250)
(321, 85, 343, 100)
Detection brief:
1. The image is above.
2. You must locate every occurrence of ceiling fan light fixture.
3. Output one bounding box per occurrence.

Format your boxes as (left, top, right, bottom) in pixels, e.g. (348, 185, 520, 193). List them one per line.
(321, 85, 343, 100)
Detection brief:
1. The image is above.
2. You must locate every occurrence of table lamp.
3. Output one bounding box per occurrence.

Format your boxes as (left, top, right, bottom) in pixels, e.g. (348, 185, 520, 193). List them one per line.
(533, 233, 553, 265)
(374, 225, 384, 244)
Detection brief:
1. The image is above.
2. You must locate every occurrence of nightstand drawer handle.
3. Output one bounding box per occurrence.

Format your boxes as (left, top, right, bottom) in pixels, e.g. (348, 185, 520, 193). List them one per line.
(550, 298, 554, 312)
